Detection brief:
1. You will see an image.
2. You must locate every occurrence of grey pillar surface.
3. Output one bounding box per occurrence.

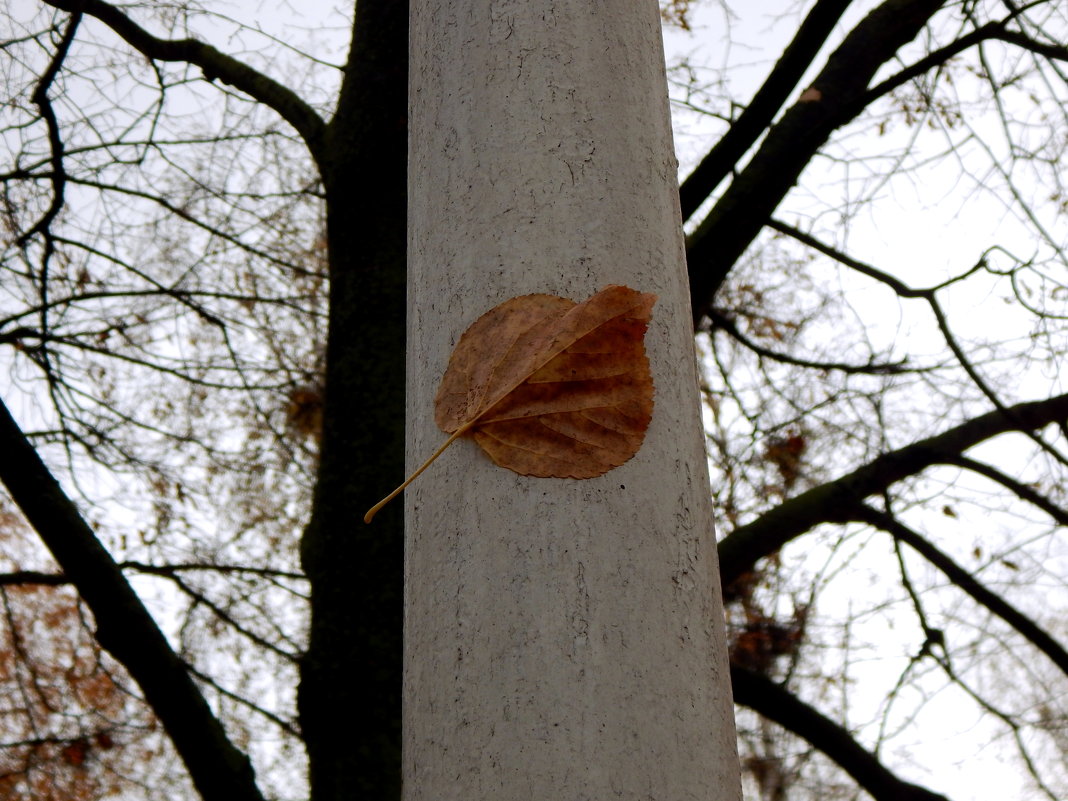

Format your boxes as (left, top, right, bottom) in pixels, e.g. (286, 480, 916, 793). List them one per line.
(406, 2, 741, 797)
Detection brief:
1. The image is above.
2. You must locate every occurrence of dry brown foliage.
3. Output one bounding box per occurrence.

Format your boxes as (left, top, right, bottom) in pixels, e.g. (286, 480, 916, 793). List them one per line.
(365, 284, 656, 521)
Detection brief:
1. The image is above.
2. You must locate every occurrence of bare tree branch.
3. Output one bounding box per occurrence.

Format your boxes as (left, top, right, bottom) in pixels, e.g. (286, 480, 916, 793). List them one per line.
(16, 13, 79, 246)
(181, 660, 300, 739)
(768, 219, 1068, 468)
(678, 0, 855, 221)
(707, 306, 910, 375)
(686, 0, 949, 324)
(684, 2, 1060, 324)
(0, 571, 68, 586)
(947, 456, 1068, 527)
(732, 664, 952, 801)
(856, 503, 1068, 678)
(718, 391, 1068, 584)
(40, 0, 327, 158)
(0, 396, 266, 801)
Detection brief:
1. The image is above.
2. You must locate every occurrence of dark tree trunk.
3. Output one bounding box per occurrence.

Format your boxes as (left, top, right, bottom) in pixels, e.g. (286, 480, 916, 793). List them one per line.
(298, 1, 408, 798)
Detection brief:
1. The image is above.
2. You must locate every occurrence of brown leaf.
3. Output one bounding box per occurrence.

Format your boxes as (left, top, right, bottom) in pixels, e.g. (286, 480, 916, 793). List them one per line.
(365, 285, 656, 522)
(436, 284, 656, 476)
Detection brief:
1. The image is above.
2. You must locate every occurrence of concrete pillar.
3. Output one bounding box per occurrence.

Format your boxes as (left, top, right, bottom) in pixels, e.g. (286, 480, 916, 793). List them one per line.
(406, 2, 740, 797)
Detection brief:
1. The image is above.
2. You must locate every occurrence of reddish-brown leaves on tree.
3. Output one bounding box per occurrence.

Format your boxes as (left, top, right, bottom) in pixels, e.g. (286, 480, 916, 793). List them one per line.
(0, 515, 169, 800)
(763, 430, 807, 493)
(365, 284, 656, 522)
(0, 580, 164, 800)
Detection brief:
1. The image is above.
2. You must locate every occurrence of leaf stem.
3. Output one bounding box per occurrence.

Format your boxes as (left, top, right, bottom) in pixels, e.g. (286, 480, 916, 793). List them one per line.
(363, 424, 471, 523)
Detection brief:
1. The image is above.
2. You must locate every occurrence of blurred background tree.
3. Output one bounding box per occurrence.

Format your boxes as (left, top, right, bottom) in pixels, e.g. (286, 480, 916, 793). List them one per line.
(1, 0, 1066, 799)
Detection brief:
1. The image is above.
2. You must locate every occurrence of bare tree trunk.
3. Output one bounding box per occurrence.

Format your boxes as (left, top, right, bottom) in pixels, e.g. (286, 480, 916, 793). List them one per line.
(405, 1, 741, 798)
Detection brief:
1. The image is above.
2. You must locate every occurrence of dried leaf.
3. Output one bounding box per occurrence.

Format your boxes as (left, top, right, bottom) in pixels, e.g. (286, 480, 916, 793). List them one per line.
(436, 284, 656, 476)
(365, 284, 656, 522)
